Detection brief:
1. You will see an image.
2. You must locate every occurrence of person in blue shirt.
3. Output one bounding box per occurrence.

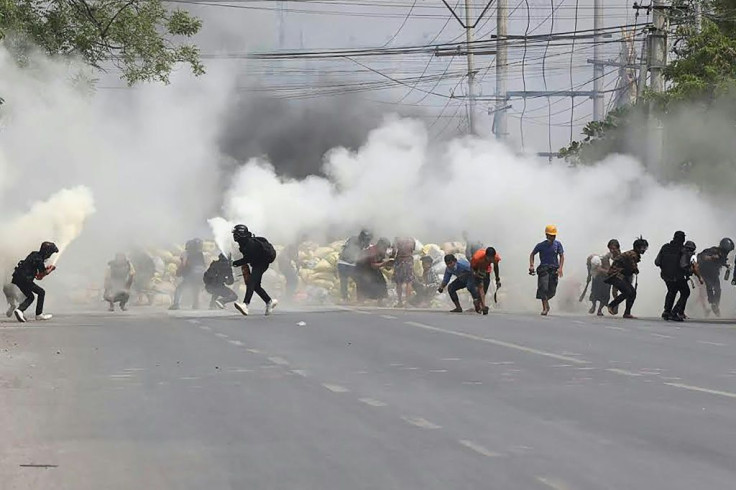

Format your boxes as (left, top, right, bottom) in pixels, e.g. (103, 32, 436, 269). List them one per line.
(529, 225, 565, 316)
(438, 254, 481, 313)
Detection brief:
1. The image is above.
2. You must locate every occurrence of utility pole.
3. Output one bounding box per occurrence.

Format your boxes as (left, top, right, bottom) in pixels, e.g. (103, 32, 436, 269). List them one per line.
(464, 0, 477, 135)
(637, 33, 648, 100)
(494, 0, 508, 138)
(592, 0, 605, 121)
(650, 0, 667, 94)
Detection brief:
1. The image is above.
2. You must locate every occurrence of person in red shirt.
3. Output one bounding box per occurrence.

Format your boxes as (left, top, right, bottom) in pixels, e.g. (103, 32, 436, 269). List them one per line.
(471, 246, 501, 315)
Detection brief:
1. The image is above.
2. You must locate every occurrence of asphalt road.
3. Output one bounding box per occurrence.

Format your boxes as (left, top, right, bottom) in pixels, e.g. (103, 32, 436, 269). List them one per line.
(1, 306, 736, 490)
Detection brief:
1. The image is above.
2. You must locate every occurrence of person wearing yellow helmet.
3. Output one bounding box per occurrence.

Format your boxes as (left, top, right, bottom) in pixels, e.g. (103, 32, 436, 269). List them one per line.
(529, 225, 565, 316)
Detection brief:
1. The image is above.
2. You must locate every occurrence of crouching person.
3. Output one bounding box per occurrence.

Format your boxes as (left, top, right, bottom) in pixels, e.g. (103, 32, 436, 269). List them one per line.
(104, 253, 135, 312)
(204, 253, 238, 309)
(11, 241, 58, 322)
(438, 254, 480, 313)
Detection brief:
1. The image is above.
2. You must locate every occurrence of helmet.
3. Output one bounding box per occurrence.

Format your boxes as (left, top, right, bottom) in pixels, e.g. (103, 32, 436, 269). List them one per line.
(684, 240, 697, 251)
(232, 224, 250, 241)
(673, 231, 686, 243)
(545, 225, 558, 236)
(633, 236, 649, 254)
(719, 237, 734, 253)
(39, 241, 59, 259)
(358, 229, 373, 245)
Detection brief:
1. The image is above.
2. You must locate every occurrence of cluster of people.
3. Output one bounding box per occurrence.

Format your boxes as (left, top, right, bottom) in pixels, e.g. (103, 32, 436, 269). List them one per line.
(582, 230, 736, 321)
(336, 230, 502, 314)
(6, 223, 736, 323)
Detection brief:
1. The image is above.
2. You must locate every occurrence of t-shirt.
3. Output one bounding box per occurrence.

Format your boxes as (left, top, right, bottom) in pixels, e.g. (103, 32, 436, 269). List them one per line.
(532, 240, 564, 267)
(394, 238, 416, 260)
(470, 249, 501, 273)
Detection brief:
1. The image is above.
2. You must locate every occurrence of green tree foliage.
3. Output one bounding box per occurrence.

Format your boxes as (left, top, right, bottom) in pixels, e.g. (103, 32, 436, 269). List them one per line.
(0, 0, 203, 85)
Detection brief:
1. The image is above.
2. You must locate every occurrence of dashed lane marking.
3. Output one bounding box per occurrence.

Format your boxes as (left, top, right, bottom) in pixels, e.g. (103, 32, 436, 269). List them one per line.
(697, 340, 727, 346)
(380, 314, 398, 320)
(358, 398, 387, 407)
(403, 321, 588, 365)
(428, 369, 448, 373)
(291, 369, 308, 377)
(651, 333, 673, 339)
(401, 416, 441, 429)
(215, 333, 229, 339)
(604, 325, 627, 331)
(268, 356, 290, 366)
(199, 326, 212, 331)
(664, 382, 736, 399)
(537, 477, 573, 490)
(322, 383, 350, 393)
(187, 319, 200, 324)
(246, 349, 261, 354)
(228, 340, 245, 346)
(606, 368, 642, 377)
(458, 440, 502, 457)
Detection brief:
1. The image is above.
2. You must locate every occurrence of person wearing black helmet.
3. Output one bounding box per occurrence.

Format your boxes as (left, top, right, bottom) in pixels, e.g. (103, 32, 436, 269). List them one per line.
(231, 225, 278, 316)
(203, 253, 238, 309)
(169, 238, 206, 310)
(11, 241, 58, 322)
(697, 237, 734, 317)
(655, 231, 691, 321)
(337, 229, 372, 303)
(605, 237, 648, 319)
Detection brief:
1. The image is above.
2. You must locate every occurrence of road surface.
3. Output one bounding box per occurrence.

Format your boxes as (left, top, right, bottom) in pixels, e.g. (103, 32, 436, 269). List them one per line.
(1, 307, 735, 489)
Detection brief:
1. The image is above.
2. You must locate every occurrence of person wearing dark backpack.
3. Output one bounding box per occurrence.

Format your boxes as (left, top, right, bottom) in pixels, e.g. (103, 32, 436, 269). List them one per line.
(231, 224, 278, 316)
(697, 237, 734, 317)
(204, 253, 238, 309)
(655, 231, 690, 321)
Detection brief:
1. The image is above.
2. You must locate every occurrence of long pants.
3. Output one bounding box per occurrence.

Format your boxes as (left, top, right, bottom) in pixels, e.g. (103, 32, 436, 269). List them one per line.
(173, 277, 202, 309)
(664, 278, 690, 316)
(12, 278, 45, 316)
(337, 263, 355, 300)
(448, 275, 479, 304)
(245, 264, 272, 305)
(206, 284, 238, 307)
(105, 290, 130, 307)
(607, 276, 636, 315)
(700, 268, 721, 308)
(282, 265, 298, 297)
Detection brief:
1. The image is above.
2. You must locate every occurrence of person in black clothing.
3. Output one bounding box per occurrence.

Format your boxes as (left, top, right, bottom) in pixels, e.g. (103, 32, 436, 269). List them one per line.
(170, 238, 206, 310)
(231, 224, 278, 316)
(203, 253, 237, 309)
(655, 231, 691, 321)
(11, 241, 58, 322)
(337, 230, 372, 302)
(697, 237, 734, 317)
(130, 248, 156, 305)
(606, 237, 648, 319)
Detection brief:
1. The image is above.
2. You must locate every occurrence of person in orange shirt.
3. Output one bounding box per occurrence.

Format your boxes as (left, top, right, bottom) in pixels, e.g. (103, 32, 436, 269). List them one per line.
(471, 246, 501, 315)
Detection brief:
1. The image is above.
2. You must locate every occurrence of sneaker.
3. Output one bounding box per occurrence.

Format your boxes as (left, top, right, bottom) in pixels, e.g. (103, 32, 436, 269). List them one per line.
(265, 299, 278, 316)
(234, 302, 249, 316)
(6, 305, 15, 318)
(482, 306, 489, 315)
(450, 306, 463, 313)
(661, 312, 671, 321)
(622, 314, 637, 319)
(168, 304, 180, 311)
(214, 300, 225, 310)
(120, 304, 128, 312)
(36, 313, 52, 321)
(13, 309, 26, 323)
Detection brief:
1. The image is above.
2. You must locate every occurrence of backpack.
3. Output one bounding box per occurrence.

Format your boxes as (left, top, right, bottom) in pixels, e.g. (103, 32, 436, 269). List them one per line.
(255, 236, 277, 264)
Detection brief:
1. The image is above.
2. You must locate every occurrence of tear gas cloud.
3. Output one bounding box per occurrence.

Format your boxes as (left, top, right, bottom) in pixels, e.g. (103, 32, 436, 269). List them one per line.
(213, 116, 736, 315)
(2, 45, 736, 317)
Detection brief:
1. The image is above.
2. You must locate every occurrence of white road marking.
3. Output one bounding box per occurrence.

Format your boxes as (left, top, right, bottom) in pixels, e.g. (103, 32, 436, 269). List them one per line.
(187, 319, 200, 324)
(604, 325, 627, 331)
(228, 340, 245, 346)
(380, 315, 398, 320)
(428, 369, 448, 373)
(179, 376, 201, 380)
(352, 309, 373, 315)
(215, 333, 229, 339)
(664, 382, 736, 399)
(123, 368, 146, 372)
(246, 349, 261, 354)
(650, 333, 673, 339)
(403, 321, 588, 365)
(458, 440, 502, 457)
(229, 368, 254, 373)
(488, 361, 514, 365)
(401, 367, 419, 370)
(462, 381, 483, 385)
(537, 477, 572, 490)
(698, 340, 727, 346)
(551, 364, 573, 368)
(401, 416, 441, 429)
(575, 367, 597, 370)
(109, 374, 133, 379)
(358, 398, 387, 407)
(199, 326, 211, 331)
(268, 356, 290, 366)
(291, 369, 308, 377)
(606, 368, 642, 377)
(322, 383, 350, 393)
(389, 363, 404, 367)
(441, 358, 461, 361)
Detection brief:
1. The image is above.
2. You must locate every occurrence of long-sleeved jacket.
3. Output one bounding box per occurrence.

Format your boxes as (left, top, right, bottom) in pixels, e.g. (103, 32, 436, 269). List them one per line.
(607, 250, 640, 281)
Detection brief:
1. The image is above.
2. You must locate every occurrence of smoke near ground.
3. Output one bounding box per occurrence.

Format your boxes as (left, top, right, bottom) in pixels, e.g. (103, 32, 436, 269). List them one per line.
(2, 46, 736, 317)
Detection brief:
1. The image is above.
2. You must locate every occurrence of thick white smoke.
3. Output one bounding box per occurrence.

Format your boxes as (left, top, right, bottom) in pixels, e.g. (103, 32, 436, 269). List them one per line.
(214, 116, 735, 315)
(0, 186, 96, 279)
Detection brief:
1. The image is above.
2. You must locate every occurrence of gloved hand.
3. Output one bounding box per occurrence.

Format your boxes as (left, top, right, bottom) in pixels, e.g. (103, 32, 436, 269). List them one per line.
(437, 287, 444, 294)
